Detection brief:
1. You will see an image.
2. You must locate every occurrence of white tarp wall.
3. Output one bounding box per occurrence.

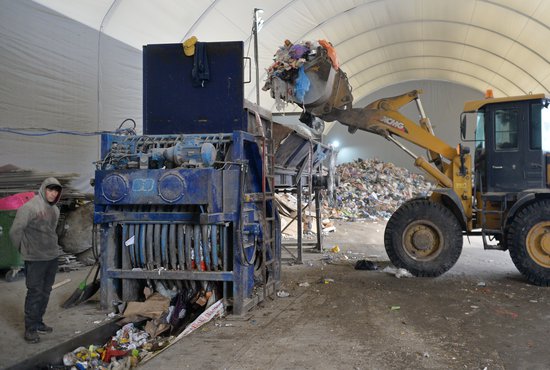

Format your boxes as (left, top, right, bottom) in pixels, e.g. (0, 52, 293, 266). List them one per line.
(0, 0, 142, 193)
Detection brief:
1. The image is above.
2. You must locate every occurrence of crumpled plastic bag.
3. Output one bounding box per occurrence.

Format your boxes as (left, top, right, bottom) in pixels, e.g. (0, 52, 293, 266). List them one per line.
(294, 65, 311, 103)
(382, 266, 413, 278)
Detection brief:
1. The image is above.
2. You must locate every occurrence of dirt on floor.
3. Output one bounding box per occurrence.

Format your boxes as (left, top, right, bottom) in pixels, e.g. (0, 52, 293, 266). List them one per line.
(1, 220, 549, 369)
(140, 220, 549, 370)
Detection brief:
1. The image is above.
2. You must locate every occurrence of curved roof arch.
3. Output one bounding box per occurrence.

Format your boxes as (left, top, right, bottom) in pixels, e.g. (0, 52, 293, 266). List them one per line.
(354, 67, 506, 98)
(351, 56, 523, 95)
(34, 0, 550, 110)
(345, 39, 543, 93)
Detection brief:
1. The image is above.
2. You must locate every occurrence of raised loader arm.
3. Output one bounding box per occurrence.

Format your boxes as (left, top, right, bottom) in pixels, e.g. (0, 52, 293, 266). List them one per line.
(321, 90, 467, 190)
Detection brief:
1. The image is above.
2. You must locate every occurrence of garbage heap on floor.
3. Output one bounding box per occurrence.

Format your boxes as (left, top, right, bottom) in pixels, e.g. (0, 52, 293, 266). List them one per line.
(330, 158, 434, 221)
(275, 158, 434, 238)
(61, 285, 224, 369)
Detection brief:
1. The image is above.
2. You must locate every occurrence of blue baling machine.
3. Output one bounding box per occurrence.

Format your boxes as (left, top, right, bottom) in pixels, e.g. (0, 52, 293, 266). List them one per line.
(94, 42, 280, 315)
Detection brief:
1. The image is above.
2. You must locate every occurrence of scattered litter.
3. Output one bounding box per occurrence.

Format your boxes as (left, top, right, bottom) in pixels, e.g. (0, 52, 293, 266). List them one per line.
(354, 260, 378, 271)
(323, 226, 336, 233)
(494, 307, 519, 319)
(529, 300, 538, 303)
(124, 235, 135, 247)
(390, 306, 401, 311)
(93, 320, 102, 324)
(382, 266, 413, 278)
(277, 290, 290, 298)
(215, 322, 233, 327)
(321, 251, 354, 265)
(330, 245, 340, 253)
(477, 281, 486, 287)
(423, 352, 430, 358)
(298, 282, 310, 287)
(322, 278, 335, 284)
(470, 305, 479, 309)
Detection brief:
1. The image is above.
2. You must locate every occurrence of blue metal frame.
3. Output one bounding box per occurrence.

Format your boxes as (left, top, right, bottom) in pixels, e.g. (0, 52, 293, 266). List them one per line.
(95, 130, 280, 315)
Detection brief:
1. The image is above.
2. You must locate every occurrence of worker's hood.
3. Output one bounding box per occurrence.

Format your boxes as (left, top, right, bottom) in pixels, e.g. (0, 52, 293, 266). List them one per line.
(39, 177, 63, 205)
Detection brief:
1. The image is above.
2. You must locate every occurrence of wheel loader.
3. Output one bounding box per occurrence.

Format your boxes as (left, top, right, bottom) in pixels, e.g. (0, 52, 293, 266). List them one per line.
(266, 45, 550, 285)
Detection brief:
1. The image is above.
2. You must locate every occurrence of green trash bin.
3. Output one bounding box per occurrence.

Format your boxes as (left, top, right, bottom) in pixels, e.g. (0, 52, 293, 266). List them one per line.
(0, 210, 23, 281)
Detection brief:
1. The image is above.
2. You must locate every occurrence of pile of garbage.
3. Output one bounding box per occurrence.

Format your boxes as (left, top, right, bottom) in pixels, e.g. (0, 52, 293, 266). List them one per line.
(263, 39, 339, 110)
(61, 286, 224, 369)
(329, 158, 434, 221)
(62, 323, 148, 369)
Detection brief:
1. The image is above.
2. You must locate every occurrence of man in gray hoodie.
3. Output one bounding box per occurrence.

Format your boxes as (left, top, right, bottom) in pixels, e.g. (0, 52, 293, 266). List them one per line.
(10, 177, 62, 343)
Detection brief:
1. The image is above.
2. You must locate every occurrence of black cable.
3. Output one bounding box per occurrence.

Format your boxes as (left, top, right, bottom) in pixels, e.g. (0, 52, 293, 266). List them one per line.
(118, 118, 136, 131)
(0, 118, 137, 137)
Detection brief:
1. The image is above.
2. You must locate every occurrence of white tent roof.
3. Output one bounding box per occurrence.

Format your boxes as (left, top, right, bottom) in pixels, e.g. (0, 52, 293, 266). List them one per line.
(34, 0, 550, 109)
(3, 0, 550, 193)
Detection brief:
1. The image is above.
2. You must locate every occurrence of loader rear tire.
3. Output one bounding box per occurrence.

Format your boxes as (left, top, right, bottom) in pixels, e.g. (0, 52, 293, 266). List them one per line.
(384, 198, 463, 277)
(507, 200, 550, 286)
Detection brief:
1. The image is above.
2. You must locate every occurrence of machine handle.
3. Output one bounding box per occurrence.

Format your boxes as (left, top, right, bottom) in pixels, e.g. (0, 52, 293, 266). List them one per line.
(492, 165, 503, 169)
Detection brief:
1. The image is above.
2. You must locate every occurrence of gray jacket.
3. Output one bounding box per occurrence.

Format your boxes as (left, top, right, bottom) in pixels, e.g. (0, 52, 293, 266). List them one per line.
(9, 177, 62, 261)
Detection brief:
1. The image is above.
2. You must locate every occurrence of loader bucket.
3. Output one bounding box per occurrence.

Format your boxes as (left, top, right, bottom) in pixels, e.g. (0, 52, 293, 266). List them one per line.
(299, 47, 353, 116)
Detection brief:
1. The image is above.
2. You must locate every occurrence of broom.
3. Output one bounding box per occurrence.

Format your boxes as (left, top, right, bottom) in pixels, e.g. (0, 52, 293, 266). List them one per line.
(61, 259, 98, 309)
(73, 262, 100, 305)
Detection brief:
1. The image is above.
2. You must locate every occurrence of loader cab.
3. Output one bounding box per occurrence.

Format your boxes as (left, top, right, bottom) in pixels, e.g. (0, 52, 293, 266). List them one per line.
(463, 94, 550, 193)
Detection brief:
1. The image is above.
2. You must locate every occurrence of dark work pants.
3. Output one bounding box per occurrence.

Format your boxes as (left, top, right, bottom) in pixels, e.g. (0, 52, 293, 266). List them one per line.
(24, 259, 58, 331)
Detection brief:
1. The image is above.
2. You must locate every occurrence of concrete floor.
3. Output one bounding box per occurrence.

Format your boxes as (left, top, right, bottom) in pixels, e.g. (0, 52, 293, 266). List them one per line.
(1, 220, 549, 369)
(0, 266, 110, 369)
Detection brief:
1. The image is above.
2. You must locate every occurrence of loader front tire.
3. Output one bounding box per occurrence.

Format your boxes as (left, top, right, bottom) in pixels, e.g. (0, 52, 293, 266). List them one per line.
(507, 200, 550, 286)
(384, 198, 463, 277)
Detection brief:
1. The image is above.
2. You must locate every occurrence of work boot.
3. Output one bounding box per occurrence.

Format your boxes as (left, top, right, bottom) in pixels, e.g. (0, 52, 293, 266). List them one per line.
(36, 323, 53, 334)
(24, 329, 40, 344)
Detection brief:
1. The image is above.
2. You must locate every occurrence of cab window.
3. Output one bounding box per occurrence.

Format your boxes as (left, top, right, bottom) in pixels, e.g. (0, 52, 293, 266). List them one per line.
(475, 112, 485, 148)
(530, 103, 541, 150)
(494, 109, 518, 151)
